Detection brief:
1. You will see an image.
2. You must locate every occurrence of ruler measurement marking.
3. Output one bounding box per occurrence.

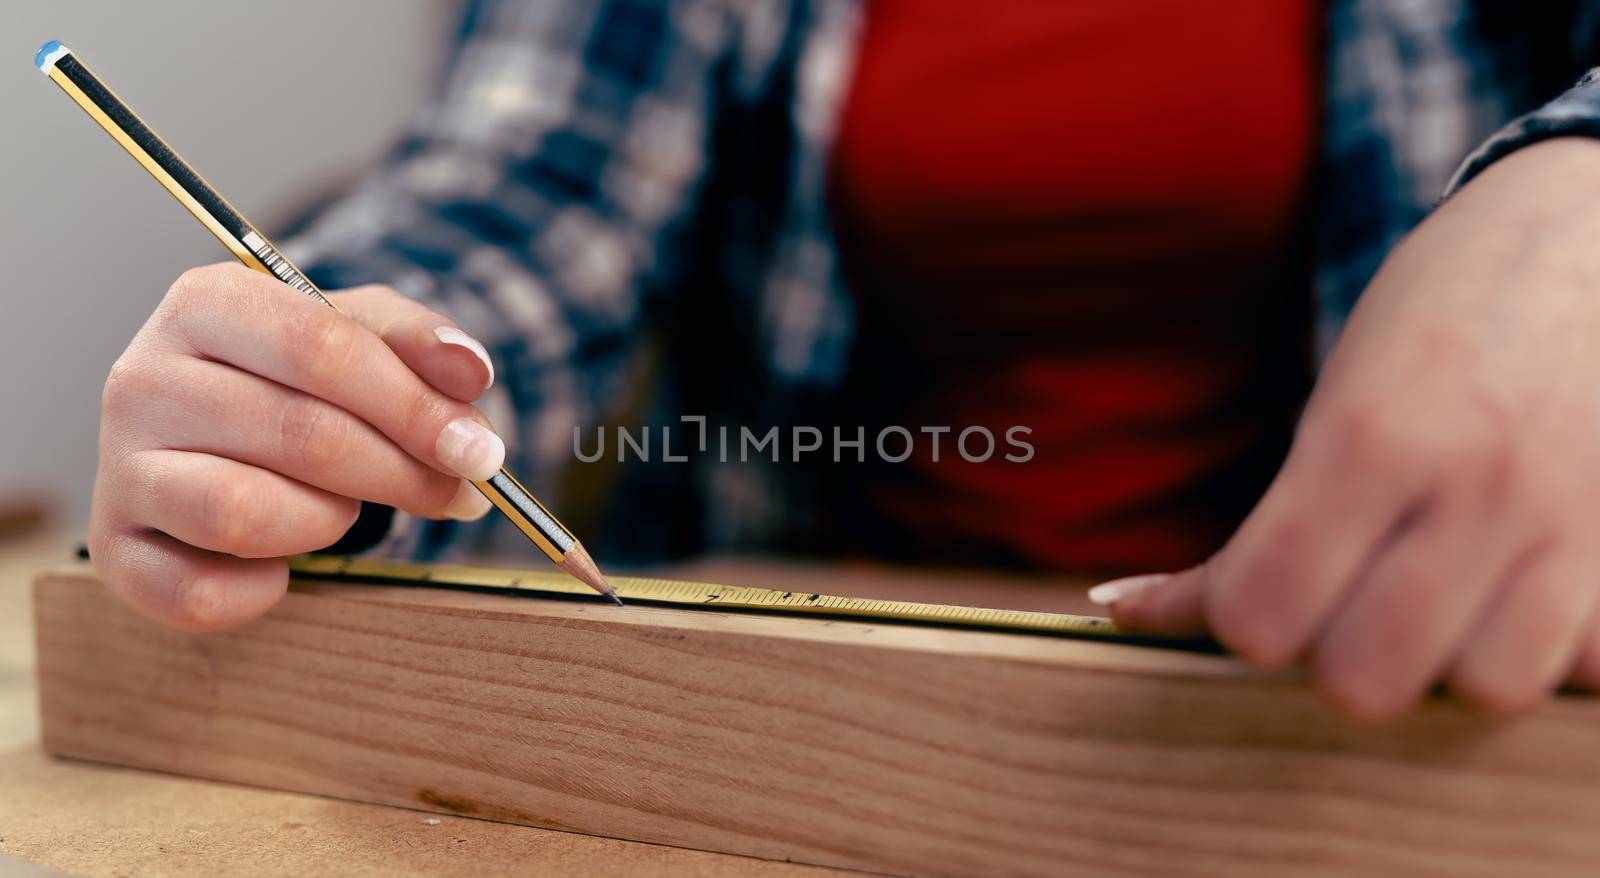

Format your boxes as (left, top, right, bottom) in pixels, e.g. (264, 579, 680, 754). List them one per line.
(286, 556, 1212, 649)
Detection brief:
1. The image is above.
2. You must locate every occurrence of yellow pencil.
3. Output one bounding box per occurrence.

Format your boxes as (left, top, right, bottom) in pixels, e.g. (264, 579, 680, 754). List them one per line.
(36, 40, 620, 605)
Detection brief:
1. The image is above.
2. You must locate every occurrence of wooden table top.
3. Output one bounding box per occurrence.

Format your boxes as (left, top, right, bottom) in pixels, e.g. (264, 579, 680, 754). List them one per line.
(0, 536, 1100, 876)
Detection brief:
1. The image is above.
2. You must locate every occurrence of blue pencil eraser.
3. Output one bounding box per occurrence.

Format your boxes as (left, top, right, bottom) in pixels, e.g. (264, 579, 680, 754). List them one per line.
(35, 40, 68, 73)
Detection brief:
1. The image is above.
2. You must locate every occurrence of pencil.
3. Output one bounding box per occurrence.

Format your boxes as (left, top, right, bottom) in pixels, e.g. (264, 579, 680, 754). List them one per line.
(35, 41, 622, 606)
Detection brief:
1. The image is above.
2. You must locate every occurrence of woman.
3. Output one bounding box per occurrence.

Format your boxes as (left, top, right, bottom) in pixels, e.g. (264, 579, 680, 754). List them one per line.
(88, 0, 1600, 718)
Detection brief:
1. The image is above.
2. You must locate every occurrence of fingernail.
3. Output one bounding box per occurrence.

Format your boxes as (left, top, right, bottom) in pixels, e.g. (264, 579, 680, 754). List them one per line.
(444, 480, 493, 521)
(434, 326, 495, 390)
(435, 417, 505, 481)
(1087, 574, 1170, 606)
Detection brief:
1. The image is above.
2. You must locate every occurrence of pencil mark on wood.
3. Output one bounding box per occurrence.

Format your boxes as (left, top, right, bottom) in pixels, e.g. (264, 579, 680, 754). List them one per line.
(415, 789, 478, 815)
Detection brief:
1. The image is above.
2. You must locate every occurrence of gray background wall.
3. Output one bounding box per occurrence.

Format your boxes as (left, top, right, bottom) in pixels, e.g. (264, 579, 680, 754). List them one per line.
(1, 2, 451, 524)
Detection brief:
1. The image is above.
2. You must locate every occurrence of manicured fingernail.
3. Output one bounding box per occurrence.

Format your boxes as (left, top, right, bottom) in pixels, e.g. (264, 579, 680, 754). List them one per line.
(444, 480, 493, 521)
(435, 417, 505, 481)
(434, 326, 495, 390)
(1088, 574, 1170, 606)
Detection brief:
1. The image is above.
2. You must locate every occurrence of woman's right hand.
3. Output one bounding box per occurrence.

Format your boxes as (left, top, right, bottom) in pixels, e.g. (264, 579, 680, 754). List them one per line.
(88, 262, 505, 631)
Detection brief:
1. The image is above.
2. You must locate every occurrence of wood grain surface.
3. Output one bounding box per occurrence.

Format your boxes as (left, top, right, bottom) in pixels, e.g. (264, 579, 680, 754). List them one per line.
(0, 543, 835, 877)
(33, 567, 1600, 877)
(0, 744, 836, 878)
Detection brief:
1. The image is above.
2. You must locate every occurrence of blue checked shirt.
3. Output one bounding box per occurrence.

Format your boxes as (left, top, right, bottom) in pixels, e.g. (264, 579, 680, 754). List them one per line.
(286, 0, 1600, 564)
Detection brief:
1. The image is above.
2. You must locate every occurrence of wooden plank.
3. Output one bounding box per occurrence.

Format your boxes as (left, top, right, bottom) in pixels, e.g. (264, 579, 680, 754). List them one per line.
(0, 744, 839, 878)
(33, 567, 1600, 878)
(1, 543, 831, 878)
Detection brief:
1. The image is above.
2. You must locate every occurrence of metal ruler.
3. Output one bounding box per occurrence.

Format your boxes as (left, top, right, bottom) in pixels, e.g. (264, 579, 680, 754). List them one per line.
(289, 555, 1212, 650)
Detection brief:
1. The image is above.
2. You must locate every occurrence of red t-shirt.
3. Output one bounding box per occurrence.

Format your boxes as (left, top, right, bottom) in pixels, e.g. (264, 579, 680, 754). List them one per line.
(828, 1, 1320, 573)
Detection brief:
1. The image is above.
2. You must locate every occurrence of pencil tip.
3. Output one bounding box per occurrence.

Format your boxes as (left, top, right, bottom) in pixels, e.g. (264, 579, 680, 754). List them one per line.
(558, 542, 624, 606)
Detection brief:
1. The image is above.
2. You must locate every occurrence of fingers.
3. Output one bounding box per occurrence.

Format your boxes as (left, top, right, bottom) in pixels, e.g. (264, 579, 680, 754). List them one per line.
(108, 449, 360, 558)
(115, 354, 488, 521)
(1307, 493, 1518, 721)
(1097, 388, 1577, 719)
(1570, 617, 1600, 693)
(87, 526, 289, 632)
(87, 266, 506, 635)
(328, 285, 494, 402)
(156, 264, 504, 480)
(1565, 553, 1600, 692)
(1099, 573, 1205, 638)
(1204, 412, 1455, 667)
(1105, 410, 1430, 666)
(1450, 547, 1599, 712)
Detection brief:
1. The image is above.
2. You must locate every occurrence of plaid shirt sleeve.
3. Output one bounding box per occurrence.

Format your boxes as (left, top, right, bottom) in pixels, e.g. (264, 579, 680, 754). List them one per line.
(1319, 1, 1549, 342)
(1447, 68, 1600, 195)
(1320, 0, 1600, 343)
(284, 0, 783, 558)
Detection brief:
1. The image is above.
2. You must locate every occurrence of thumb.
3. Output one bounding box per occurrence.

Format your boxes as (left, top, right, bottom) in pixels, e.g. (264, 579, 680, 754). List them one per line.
(1091, 566, 1210, 639)
(327, 285, 495, 402)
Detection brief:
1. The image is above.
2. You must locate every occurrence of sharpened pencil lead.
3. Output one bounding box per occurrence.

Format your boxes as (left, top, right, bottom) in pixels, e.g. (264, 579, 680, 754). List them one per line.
(557, 542, 621, 606)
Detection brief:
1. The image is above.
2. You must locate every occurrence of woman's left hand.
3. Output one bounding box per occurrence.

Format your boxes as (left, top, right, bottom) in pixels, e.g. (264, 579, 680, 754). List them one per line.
(1097, 138, 1600, 720)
